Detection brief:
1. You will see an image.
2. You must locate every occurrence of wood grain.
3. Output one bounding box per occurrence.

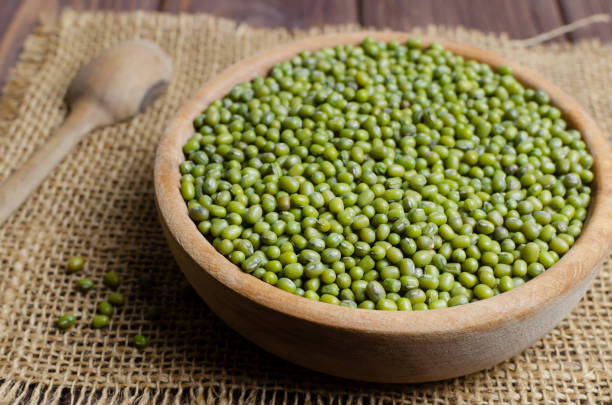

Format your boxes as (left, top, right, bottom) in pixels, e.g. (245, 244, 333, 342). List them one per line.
(0, 0, 59, 91)
(154, 32, 612, 382)
(360, 0, 567, 41)
(559, 0, 612, 42)
(57, 0, 161, 11)
(0, 0, 161, 90)
(0, 0, 21, 41)
(160, 0, 359, 28)
(1, 0, 612, 93)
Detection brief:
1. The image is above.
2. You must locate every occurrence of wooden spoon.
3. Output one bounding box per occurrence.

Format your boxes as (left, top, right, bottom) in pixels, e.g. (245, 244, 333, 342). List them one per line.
(0, 39, 172, 224)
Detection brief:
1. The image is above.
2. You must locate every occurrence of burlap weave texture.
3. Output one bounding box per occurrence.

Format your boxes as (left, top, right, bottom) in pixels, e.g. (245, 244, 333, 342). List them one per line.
(0, 10, 610, 405)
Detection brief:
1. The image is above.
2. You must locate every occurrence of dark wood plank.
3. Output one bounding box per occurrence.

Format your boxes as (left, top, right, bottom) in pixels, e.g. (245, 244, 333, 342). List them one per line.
(57, 0, 161, 11)
(0, 0, 160, 92)
(160, 0, 359, 29)
(360, 0, 567, 42)
(558, 0, 612, 42)
(0, 0, 60, 91)
(0, 0, 22, 41)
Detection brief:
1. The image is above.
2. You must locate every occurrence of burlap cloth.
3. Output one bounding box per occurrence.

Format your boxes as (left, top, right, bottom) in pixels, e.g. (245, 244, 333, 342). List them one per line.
(0, 10, 610, 405)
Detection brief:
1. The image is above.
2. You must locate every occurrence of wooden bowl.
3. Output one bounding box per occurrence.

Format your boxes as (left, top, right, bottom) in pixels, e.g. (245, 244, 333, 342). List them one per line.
(154, 32, 612, 382)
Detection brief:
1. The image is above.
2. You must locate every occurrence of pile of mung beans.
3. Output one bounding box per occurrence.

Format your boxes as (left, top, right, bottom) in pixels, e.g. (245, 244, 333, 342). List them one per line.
(179, 37, 593, 311)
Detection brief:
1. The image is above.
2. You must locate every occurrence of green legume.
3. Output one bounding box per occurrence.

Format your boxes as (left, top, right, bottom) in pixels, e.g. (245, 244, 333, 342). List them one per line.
(108, 292, 125, 306)
(320, 294, 340, 305)
(376, 298, 398, 311)
(103, 272, 121, 289)
(132, 334, 149, 350)
(98, 301, 114, 316)
(277, 277, 297, 293)
(366, 281, 386, 302)
(180, 37, 593, 311)
(263, 271, 278, 285)
(550, 237, 570, 254)
(67, 256, 84, 273)
(395, 297, 411, 311)
(419, 274, 439, 290)
(57, 313, 76, 330)
(499, 276, 515, 292)
(429, 299, 448, 309)
(522, 242, 541, 264)
(459, 272, 478, 288)
(76, 278, 94, 292)
(181, 182, 195, 200)
(91, 314, 110, 329)
(448, 295, 469, 307)
(438, 272, 454, 291)
(474, 284, 495, 299)
(528, 262, 545, 278)
(359, 300, 376, 309)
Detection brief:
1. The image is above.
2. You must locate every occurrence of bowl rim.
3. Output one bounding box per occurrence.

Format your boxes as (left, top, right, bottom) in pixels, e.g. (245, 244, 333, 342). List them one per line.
(154, 31, 612, 335)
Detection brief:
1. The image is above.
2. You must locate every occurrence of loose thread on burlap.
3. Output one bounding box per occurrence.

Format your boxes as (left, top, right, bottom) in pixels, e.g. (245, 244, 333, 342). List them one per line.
(510, 13, 610, 47)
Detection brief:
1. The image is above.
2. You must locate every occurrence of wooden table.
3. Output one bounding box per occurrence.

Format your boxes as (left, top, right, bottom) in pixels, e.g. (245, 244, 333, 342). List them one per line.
(1, 0, 611, 91)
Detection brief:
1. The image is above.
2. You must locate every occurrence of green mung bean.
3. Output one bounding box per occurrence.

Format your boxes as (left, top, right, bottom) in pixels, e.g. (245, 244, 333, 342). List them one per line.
(76, 278, 94, 292)
(57, 313, 76, 330)
(132, 334, 149, 350)
(103, 271, 121, 290)
(91, 315, 110, 329)
(180, 37, 593, 311)
(67, 256, 84, 273)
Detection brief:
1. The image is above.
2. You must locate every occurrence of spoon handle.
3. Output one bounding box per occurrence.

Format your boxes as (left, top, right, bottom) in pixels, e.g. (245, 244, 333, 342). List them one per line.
(0, 99, 111, 225)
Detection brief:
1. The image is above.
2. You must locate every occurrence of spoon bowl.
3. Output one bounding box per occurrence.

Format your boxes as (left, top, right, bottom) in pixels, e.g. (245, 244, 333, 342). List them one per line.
(66, 39, 173, 122)
(0, 39, 172, 225)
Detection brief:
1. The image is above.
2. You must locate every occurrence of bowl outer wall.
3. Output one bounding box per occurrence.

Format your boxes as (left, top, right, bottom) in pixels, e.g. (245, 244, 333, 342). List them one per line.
(154, 32, 612, 382)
